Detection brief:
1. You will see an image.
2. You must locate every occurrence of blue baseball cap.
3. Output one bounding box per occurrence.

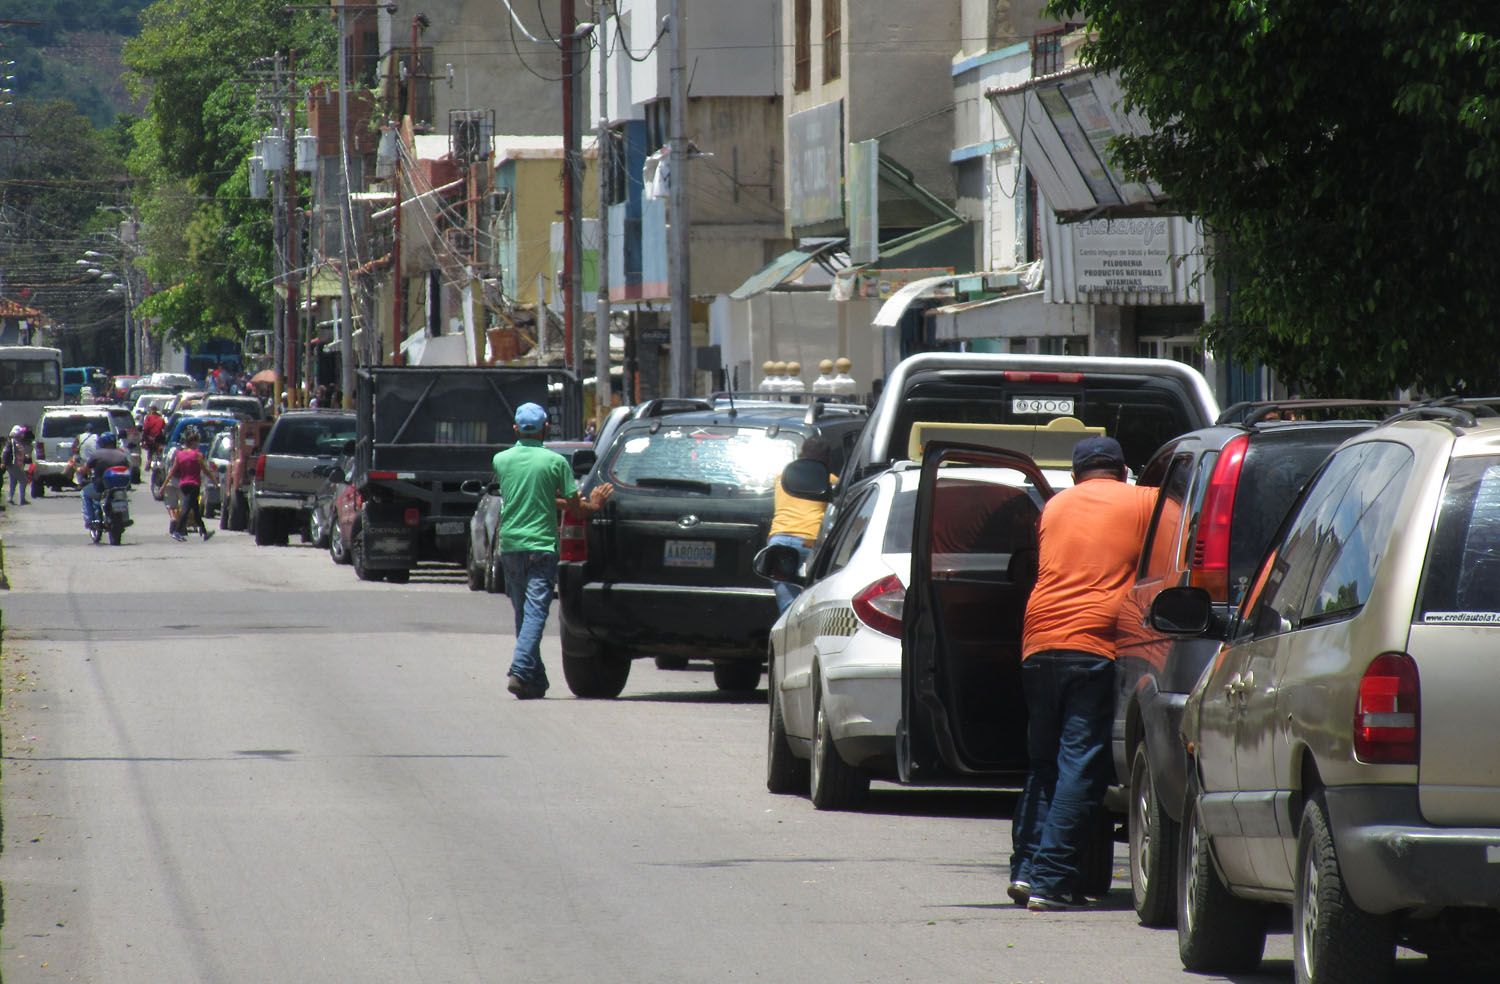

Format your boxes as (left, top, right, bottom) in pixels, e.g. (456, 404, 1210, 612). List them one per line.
(1072, 435, 1125, 471)
(514, 402, 548, 434)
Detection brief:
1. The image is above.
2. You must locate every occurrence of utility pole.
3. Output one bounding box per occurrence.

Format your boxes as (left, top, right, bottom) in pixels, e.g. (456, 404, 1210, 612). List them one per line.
(667, 0, 691, 397)
(594, 12, 611, 418)
(283, 51, 301, 405)
(392, 16, 422, 367)
(560, 1, 580, 373)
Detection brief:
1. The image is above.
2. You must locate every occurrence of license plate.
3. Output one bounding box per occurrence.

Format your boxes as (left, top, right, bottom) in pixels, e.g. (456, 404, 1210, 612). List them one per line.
(435, 520, 465, 536)
(1012, 396, 1076, 416)
(664, 539, 715, 568)
(111, 499, 129, 513)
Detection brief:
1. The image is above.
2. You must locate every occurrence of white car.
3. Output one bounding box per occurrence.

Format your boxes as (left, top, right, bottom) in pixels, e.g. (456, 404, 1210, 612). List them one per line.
(766, 458, 1051, 809)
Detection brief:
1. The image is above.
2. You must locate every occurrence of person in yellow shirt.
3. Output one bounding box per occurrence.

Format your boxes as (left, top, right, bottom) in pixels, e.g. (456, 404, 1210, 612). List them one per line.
(767, 436, 836, 612)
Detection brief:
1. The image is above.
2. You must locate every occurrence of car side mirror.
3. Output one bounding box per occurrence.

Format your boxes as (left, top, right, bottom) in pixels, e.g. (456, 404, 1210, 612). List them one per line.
(1149, 586, 1223, 637)
(571, 449, 596, 478)
(781, 458, 833, 502)
(753, 543, 805, 584)
(459, 479, 487, 496)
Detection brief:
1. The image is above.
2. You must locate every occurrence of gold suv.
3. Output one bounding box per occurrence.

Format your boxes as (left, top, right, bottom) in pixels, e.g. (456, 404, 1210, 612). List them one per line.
(1152, 403, 1500, 983)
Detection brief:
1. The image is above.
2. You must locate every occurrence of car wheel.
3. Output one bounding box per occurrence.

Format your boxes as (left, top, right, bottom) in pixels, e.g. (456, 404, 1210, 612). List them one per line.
(329, 526, 351, 565)
(353, 526, 385, 581)
(466, 554, 484, 590)
(309, 508, 330, 549)
(654, 655, 689, 670)
(228, 492, 248, 531)
(562, 644, 631, 699)
(484, 547, 505, 594)
(1177, 776, 1267, 973)
(712, 660, 761, 693)
(1130, 743, 1179, 927)
(30, 478, 43, 498)
(1293, 792, 1395, 984)
(150, 470, 165, 501)
(253, 511, 280, 546)
(766, 653, 810, 795)
(809, 680, 869, 810)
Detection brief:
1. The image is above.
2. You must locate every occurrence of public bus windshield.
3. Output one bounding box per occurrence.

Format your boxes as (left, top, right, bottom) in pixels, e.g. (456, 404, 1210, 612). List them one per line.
(0, 349, 63, 402)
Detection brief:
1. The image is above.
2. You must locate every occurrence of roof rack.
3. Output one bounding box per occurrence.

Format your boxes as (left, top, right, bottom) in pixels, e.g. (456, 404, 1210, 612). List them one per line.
(710, 390, 835, 406)
(1216, 398, 1413, 426)
(1381, 396, 1500, 430)
(803, 401, 870, 425)
(632, 398, 712, 419)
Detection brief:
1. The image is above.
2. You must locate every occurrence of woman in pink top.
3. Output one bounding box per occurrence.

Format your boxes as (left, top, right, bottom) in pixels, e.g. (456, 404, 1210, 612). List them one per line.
(162, 429, 219, 542)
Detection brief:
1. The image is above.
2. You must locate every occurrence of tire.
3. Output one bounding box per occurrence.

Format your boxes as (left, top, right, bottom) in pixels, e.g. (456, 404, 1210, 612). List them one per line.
(766, 655, 810, 795)
(1177, 778, 1267, 973)
(329, 526, 351, 565)
(385, 569, 410, 584)
(809, 680, 869, 810)
(712, 660, 762, 693)
(654, 654, 689, 670)
(309, 507, 330, 549)
(107, 522, 122, 546)
(1130, 743, 1180, 927)
(466, 557, 484, 590)
(254, 511, 285, 546)
(352, 526, 385, 581)
(1293, 793, 1396, 984)
(150, 470, 165, 501)
(485, 548, 505, 594)
(30, 478, 43, 498)
(228, 492, 248, 531)
(562, 646, 631, 699)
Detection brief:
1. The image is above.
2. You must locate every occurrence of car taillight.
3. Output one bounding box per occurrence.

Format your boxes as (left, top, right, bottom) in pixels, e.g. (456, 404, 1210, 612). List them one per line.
(560, 506, 588, 562)
(254, 454, 267, 481)
(1354, 652, 1419, 764)
(1189, 434, 1249, 602)
(852, 575, 906, 638)
(404, 508, 421, 527)
(36, 440, 45, 458)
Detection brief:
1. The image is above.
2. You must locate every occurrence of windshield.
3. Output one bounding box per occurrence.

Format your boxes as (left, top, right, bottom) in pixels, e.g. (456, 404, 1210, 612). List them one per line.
(604, 425, 800, 493)
(169, 417, 238, 447)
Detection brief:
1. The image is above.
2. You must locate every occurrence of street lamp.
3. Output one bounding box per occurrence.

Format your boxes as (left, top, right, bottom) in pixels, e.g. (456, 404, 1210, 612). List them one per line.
(75, 250, 138, 376)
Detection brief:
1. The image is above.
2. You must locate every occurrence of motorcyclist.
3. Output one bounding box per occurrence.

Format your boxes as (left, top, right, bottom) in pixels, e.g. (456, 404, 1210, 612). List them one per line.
(80, 431, 131, 532)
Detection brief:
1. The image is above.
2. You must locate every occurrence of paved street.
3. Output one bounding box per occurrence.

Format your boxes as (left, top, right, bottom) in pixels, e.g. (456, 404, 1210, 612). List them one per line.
(0, 489, 1430, 983)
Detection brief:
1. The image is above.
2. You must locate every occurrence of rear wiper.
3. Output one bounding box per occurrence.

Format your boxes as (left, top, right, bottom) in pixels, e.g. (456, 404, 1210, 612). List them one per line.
(635, 476, 713, 494)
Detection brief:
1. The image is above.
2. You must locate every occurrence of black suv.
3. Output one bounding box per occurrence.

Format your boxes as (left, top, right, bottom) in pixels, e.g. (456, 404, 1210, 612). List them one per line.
(557, 399, 868, 698)
(1112, 399, 1405, 927)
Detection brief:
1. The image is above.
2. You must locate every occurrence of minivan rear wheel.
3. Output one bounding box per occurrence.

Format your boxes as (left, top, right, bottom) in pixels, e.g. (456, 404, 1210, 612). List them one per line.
(1293, 792, 1395, 984)
(712, 660, 760, 692)
(562, 647, 631, 699)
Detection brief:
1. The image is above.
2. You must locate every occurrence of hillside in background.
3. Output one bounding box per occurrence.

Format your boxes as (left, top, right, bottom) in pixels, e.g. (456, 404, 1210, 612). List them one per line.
(4, 0, 153, 126)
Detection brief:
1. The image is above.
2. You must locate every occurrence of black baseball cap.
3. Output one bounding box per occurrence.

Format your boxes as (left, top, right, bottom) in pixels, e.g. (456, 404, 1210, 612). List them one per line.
(1072, 435, 1125, 471)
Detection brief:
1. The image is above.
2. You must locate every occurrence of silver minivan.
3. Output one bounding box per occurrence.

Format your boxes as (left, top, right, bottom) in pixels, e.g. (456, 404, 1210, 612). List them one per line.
(1155, 403, 1500, 983)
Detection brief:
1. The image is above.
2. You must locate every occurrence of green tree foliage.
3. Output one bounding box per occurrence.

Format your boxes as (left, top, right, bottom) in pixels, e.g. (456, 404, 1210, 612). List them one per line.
(1050, 0, 1500, 396)
(122, 0, 332, 350)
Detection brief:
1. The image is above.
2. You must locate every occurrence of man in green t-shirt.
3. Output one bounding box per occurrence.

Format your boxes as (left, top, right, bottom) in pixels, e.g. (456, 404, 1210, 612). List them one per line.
(493, 402, 612, 699)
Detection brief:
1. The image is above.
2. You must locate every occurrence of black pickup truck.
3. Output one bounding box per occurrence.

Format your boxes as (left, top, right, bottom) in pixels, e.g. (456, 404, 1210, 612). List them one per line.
(348, 365, 582, 579)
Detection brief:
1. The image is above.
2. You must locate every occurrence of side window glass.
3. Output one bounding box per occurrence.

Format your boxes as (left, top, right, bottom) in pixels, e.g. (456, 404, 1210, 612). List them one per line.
(826, 487, 878, 574)
(1420, 457, 1500, 619)
(1138, 454, 1193, 578)
(1303, 443, 1413, 622)
(1237, 446, 1367, 639)
(1137, 447, 1174, 489)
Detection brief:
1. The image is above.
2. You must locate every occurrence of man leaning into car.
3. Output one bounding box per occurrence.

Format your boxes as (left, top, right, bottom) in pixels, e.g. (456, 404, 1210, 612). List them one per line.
(1009, 436, 1156, 912)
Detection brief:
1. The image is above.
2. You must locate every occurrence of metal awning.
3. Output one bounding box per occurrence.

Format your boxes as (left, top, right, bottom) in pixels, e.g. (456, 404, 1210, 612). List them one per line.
(871, 274, 969, 328)
(987, 67, 1168, 221)
(729, 240, 844, 301)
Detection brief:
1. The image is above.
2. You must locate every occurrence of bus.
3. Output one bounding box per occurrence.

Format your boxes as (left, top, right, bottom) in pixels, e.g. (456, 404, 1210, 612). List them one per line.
(0, 346, 64, 436)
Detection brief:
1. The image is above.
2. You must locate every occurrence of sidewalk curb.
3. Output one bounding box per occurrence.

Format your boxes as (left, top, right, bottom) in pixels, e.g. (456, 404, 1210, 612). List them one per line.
(0, 533, 9, 590)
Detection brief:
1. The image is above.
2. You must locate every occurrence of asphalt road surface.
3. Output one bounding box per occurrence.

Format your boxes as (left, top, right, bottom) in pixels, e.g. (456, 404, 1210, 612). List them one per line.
(0, 488, 1441, 983)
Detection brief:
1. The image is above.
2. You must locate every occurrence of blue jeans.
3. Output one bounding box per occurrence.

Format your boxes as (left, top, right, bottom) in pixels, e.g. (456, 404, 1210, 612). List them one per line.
(767, 533, 811, 613)
(501, 550, 559, 691)
(81, 483, 101, 528)
(1010, 650, 1116, 898)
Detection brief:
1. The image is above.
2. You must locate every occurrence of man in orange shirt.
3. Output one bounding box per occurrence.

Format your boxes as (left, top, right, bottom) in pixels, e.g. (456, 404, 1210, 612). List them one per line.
(1009, 436, 1157, 911)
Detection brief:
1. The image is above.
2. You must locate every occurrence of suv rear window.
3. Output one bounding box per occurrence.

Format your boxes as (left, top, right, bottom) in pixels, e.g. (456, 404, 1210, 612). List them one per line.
(41, 414, 105, 439)
(268, 415, 358, 456)
(887, 371, 1196, 473)
(604, 425, 799, 493)
(1419, 456, 1500, 620)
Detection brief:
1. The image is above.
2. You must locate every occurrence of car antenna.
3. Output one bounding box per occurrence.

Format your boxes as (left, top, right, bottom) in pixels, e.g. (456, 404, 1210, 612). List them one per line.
(726, 391, 737, 418)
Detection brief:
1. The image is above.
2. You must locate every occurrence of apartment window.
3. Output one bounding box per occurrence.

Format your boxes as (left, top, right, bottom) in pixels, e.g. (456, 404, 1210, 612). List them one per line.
(1032, 29, 1063, 77)
(794, 0, 811, 92)
(822, 0, 841, 83)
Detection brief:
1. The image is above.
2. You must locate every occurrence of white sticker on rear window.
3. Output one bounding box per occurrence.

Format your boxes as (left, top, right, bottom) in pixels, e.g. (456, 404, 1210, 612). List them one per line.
(1423, 612, 1500, 624)
(1012, 396, 1076, 416)
(622, 437, 650, 454)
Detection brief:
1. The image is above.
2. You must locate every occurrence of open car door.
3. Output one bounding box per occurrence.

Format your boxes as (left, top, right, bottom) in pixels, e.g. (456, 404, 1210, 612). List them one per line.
(899, 442, 1055, 784)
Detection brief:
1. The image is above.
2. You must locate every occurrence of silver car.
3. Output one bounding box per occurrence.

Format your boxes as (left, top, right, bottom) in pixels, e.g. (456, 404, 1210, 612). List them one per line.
(1155, 405, 1500, 983)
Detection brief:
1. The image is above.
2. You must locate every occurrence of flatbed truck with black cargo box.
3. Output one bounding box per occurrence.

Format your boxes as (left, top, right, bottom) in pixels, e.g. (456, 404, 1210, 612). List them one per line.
(349, 365, 582, 580)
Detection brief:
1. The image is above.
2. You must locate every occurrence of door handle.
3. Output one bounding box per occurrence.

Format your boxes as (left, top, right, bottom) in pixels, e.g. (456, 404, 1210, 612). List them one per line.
(1224, 671, 1254, 699)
